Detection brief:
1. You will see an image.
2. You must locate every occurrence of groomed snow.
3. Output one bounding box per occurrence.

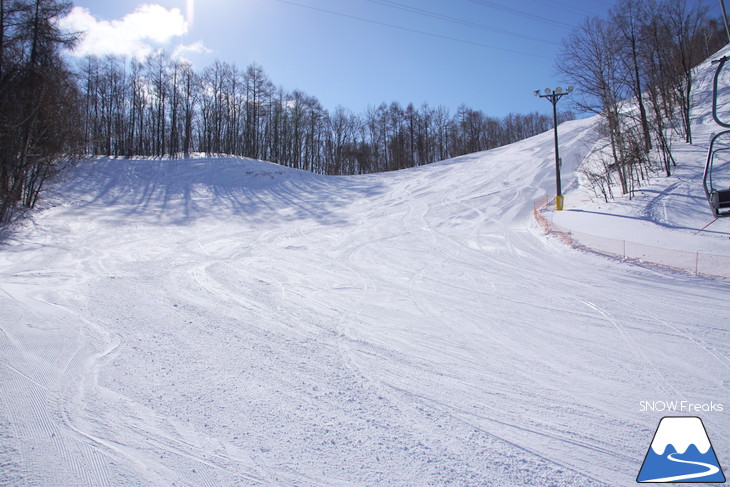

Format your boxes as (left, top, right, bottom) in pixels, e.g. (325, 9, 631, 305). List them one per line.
(1, 53, 730, 487)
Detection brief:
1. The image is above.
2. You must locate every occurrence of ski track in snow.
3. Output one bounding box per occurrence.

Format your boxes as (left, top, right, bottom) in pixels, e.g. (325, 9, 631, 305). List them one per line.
(1, 62, 730, 485)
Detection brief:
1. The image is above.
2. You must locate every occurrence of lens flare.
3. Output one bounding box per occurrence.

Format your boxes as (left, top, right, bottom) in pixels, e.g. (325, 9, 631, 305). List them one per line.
(186, 0, 194, 27)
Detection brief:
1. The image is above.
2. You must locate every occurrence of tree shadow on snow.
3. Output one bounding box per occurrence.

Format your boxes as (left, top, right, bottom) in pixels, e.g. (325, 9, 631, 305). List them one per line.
(54, 158, 387, 228)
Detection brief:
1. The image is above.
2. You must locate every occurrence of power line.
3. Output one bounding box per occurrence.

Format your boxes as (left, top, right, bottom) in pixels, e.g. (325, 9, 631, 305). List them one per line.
(465, 0, 575, 29)
(270, 0, 550, 58)
(367, 0, 560, 45)
(523, 0, 597, 17)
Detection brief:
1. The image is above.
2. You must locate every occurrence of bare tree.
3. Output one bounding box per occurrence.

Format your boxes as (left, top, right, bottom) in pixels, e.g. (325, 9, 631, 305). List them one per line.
(0, 0, 82, 222)
(558, 15, 644, 196)
(663, 0, 714, 144)
(611, 0, 652, 152)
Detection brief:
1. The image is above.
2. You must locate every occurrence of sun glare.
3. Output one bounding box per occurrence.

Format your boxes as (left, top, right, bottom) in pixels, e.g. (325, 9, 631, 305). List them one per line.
(186, 0, 194, 27)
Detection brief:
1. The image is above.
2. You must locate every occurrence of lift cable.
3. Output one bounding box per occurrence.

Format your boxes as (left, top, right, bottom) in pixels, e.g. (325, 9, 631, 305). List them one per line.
(271, 0, 550, 58)
(465, 0, 575, 29)
(366, 0, 560, 46)
(522, 0, 597, 17)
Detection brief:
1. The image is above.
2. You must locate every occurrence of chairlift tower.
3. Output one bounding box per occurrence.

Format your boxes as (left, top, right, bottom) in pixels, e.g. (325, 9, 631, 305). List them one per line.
(534, 86, 573, 210)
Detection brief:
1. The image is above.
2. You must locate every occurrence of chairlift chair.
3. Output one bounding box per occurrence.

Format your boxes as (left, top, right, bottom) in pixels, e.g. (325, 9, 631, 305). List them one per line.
(703, 132, 730, 217)
(703, 56, 730, 217)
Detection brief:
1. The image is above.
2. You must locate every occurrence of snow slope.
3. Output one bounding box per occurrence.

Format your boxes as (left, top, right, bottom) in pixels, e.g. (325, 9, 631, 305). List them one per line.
(1, 56, 730, 486)
(554, 44, 730, 257)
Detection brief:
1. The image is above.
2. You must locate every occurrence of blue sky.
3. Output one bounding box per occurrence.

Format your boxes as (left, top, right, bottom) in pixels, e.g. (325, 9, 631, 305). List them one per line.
(61, 0, 722, 118)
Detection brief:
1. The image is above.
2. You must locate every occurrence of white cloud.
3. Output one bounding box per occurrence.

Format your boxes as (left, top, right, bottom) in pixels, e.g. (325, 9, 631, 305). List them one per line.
(59, 4, 191, 60)
(173, 41, 212, 62)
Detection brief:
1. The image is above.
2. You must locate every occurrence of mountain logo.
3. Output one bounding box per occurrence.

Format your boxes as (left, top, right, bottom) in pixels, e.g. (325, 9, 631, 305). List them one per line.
(637, 416, 726, 483)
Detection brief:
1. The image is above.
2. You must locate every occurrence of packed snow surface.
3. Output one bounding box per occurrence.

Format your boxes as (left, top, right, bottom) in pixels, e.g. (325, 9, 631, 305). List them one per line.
(2, 51, 730, 486)
(1, 119, 729, 486)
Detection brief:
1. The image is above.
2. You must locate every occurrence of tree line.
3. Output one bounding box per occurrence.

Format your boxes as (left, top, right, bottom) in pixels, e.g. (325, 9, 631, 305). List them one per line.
(0, 0, 82, 223)
(11, 0, 721, 222)
(0, 0, 574, 224)
(557, 0, 727, 201)
(77, 52, 573, 176)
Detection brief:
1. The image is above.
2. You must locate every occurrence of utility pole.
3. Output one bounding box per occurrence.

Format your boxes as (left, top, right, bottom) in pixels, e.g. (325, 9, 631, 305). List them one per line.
(534, 86, 573, 210)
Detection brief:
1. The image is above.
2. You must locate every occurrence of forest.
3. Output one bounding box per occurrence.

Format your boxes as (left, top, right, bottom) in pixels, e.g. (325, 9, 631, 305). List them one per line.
(0, 0, 727, 223)
(75, 54, 572, 176)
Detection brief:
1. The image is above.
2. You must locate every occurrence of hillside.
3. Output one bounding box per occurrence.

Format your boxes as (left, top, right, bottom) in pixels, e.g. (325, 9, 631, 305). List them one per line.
(553, 44, 730, 261)
(1, 56, 729, 487)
